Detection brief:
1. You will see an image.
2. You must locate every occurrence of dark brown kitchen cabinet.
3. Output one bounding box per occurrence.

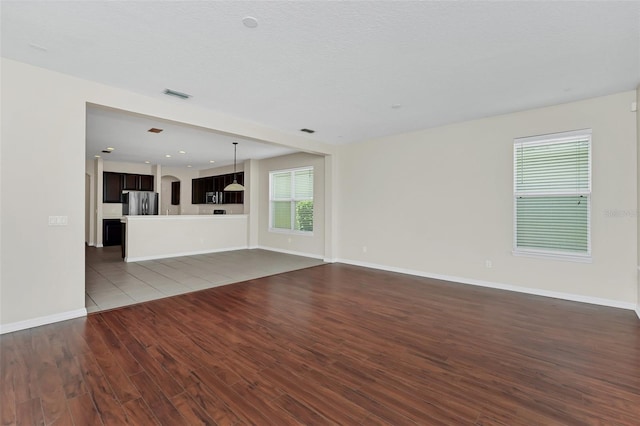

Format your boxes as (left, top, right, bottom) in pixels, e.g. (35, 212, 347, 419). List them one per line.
(103, 219, 122, 246)
(139, 174, 154, 191)
(123, 173, 154, 191)
(103, 172, 124, 203)
(191, 177, 205, 204)
(171, 181, 180, 205)
(104, 172, 154, 202)
(123, 174, 139, 190)
(191, 172, 244, 204)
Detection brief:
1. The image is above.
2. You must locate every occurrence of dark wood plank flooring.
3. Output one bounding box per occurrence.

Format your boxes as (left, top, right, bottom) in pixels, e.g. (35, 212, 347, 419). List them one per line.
(1, 263, 639, 425)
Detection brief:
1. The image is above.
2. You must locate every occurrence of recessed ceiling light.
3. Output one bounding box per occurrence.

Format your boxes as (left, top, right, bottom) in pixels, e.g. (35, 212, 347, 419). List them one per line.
(163, 89, 191, 100)
(144, 161, 150, 164)
(187, 165, 192, 168)
(300, 128, 315, 134)
(242, 16, 258, 28)
(179, 150, 186, 154)
(94, 155, 100, 158)
(165, 154, 171, 158)
(106, 147, 115, 151)
(209, 160, 215, 163)
(148, 128, 163, 133)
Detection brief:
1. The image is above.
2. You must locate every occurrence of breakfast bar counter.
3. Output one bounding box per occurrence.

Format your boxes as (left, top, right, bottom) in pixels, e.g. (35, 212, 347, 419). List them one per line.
(121, 215, 248, 262)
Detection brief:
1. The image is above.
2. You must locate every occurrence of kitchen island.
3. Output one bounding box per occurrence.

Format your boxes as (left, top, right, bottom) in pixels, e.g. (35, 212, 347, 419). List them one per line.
(121, 215, 248, 262)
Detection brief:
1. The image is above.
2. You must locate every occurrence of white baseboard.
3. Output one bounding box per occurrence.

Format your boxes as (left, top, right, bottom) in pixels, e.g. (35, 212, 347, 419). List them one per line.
(0, 308, 87, 335)
(636, 307, 640, 320)
(126, 245, 249, 262)
(96, 243, 103, 248)
(256, 245, 325, 260)
(337, 258, 637, 312)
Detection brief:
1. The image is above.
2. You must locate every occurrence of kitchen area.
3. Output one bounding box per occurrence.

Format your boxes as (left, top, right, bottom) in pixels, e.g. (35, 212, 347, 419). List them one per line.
(99, 168, 248, 262)
(85, 160, 323, 313)
(84, 105, 327, 313)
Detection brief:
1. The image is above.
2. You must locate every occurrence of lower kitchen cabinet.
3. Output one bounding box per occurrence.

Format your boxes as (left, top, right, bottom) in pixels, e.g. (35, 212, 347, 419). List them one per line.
(103, 219, 122, 246)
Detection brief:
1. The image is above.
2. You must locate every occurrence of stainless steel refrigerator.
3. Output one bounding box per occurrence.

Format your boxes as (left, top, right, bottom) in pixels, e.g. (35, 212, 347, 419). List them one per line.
(122, 191, 158, 215)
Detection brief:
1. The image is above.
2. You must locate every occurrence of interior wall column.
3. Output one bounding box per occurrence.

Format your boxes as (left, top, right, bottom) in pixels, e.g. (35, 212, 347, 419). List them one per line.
(245, 159, 259, 248)
(636, 84, 639, 319)
(95, 157, 104, 247)
(324, 154, 336, 262)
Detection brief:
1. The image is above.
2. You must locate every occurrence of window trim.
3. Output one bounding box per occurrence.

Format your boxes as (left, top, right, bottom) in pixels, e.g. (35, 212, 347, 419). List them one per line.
(268, 166, 314, 236)
(512, 129, 592, 262)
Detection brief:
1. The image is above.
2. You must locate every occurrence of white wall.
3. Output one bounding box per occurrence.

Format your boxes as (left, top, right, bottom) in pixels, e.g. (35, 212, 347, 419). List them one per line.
(1, 60, 87, 330)
(258, 152, 326, 258)
(337, 91, 638, 307)
(0, 58, 333, 331)
(637, 85, 640, 317)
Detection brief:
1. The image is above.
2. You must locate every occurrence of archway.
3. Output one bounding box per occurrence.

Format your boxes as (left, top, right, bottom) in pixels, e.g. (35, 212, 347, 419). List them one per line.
(161, 175, 181, 215)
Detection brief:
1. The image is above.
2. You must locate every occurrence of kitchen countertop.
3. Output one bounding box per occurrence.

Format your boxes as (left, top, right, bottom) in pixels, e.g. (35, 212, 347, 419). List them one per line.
(122, 214, 247, 221)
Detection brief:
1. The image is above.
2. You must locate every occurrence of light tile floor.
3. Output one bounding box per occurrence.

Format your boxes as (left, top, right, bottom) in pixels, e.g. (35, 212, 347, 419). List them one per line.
(86, 246, 325, 313)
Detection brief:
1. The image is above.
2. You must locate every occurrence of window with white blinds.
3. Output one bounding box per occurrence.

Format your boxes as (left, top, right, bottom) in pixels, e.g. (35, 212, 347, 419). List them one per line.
(270, 167, 314, 234)
(513, 129, 591, 260)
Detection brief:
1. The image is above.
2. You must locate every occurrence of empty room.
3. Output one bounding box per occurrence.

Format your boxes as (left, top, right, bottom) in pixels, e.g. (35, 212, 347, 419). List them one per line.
(1, 1, 639, 425)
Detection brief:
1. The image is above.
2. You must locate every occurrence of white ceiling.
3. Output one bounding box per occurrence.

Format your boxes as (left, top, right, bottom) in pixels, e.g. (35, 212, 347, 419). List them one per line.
(2, 1, 639, 155)
(86, 105, 297, 169)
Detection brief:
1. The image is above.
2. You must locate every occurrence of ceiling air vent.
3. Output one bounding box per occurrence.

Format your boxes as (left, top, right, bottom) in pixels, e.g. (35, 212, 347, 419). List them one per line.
(300, 128, 315, 134)
(163, 89, 192, 100)
(148, 128, 163, 133)
(101, 150, 111, 153)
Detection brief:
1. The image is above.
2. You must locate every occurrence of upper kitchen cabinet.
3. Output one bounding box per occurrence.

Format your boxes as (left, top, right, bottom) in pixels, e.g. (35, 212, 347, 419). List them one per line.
(103, 172, 124, 203)
(191, 172, 244, 204)
(104, 172, 155, 203)
(171, 181, 180, 205)
(191, 177, 206, 204)
(123, 173, 154, 191)
(139, 174, 154, 191)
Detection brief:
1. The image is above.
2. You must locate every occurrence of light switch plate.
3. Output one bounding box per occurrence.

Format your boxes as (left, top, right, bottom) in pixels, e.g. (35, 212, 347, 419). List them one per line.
(48, 216, 68, 226)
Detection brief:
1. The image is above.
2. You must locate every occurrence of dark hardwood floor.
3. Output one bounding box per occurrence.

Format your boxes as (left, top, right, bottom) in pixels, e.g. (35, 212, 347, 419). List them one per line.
(1, 263, 639, 425)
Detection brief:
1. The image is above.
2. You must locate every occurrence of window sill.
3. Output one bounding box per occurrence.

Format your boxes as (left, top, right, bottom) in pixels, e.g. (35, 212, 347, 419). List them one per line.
(513, 249, 592, 264)
(269, 228, 314, 237)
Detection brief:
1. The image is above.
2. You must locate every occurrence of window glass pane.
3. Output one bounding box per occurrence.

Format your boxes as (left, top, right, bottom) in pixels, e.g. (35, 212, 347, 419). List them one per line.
(294, 169, 313, 199)
(516, 196, 588, 252)
(272, 201, 292, 229)
(294, 201, 313, 232)
(272, 173, 291, 199)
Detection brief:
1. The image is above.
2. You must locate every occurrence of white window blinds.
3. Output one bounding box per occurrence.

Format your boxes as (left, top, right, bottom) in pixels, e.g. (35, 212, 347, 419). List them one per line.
(270, 167, 314, 233)
(514, 130, 591, 259)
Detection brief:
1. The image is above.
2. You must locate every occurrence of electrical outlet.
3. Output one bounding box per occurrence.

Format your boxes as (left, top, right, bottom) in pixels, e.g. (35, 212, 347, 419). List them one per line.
(288, 237, 292, 243)
(362, 246, 368, 253)
(485, 260, 492, 268)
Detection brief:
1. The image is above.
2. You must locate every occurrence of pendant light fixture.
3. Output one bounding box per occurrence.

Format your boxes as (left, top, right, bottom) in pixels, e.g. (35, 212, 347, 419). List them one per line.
(224, 142, 245, 191)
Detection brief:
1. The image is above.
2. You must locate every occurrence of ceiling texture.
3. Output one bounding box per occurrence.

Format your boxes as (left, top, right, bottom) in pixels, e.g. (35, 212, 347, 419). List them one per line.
(2, 1, 639, 167)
